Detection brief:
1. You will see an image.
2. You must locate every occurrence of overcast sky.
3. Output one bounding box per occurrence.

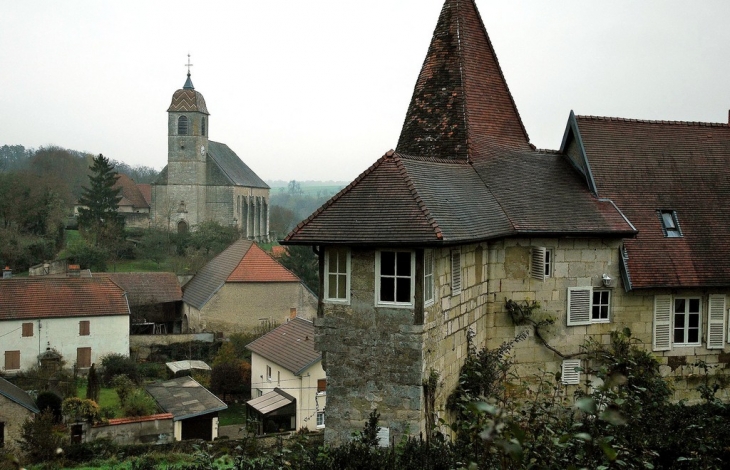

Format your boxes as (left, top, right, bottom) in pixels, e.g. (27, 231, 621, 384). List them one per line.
(2, 1, 729, 182)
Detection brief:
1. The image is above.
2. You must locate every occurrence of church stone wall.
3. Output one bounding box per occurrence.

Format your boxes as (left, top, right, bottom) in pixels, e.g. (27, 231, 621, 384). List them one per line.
(205, 185, 235, 226)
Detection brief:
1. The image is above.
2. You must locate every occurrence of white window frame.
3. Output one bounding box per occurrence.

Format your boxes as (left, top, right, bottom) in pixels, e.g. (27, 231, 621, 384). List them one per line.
(316, 412, 325, 428)
(451, 250, 462, 295)
(324, 247, 350, 304)
(375, 250, 415, 308)
(653, 295, 707, 351)
(567, 287, 611, 326)
(531, 247, 552, 281)
(672, 297, 701, 347)
(561, 359, 581, 385)
(424, 249, 434, 306)
(591, 289, 611, 323)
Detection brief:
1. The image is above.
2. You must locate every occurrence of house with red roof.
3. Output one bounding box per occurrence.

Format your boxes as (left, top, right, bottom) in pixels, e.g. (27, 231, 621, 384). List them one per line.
(246, 317, 325, 434)
(181, 240, 317, 334)
(0, 277, 130, 373)
(282, 0, 730, 444)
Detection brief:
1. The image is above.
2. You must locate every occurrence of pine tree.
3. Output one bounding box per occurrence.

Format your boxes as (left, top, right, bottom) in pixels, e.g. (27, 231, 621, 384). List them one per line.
(86, 363, 100, 403)
(77, 154, 124, 247)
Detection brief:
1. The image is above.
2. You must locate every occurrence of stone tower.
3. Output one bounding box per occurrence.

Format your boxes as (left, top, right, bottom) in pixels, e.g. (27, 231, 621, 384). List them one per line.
(164, 72, 210, 232)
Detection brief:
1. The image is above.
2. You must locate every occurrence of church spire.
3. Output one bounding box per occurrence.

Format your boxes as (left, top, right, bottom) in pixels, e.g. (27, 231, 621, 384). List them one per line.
(183, 54, 195, 90)
(396, 0, 531, 160)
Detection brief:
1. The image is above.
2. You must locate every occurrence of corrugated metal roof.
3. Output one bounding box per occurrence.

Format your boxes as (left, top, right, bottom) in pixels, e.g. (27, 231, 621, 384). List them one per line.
(246, 318, 320, 375)
(0, 377, 39, 413)
(246, 388, 295, 415)
(146, 376, 226, 421)
(165, 360, 211, 374)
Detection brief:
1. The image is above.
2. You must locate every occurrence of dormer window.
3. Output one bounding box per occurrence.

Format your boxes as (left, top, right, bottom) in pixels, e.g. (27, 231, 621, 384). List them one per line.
(659, 210, 682, 238)
(178, 116, 189, 135)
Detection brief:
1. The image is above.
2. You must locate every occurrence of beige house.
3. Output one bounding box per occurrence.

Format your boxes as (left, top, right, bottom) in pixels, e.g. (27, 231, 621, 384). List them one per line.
(0, 377, 39, 451)
(246, 318, 326, 434)
(182, 240, 317, 335)
(283, 0, 730, 445)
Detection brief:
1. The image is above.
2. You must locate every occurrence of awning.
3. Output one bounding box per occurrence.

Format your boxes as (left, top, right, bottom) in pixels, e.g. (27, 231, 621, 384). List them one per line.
(247, 388, 295, 415)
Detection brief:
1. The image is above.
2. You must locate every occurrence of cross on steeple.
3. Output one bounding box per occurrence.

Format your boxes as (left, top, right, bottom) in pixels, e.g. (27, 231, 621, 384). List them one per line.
(185, 54, 193, 75)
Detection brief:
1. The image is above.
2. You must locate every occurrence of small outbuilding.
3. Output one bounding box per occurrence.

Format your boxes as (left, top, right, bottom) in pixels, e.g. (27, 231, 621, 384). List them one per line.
(146, 376, 227, 441)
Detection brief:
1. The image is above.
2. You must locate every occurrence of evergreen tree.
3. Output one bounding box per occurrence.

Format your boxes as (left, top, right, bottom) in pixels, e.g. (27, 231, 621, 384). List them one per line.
(77, 154, 124, 247)
(86, 363, 100, 403)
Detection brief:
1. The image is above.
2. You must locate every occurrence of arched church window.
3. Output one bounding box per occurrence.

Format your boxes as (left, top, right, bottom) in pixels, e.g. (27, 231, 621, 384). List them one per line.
(201, 117, 206, 136)
(178, 116, 188, 135)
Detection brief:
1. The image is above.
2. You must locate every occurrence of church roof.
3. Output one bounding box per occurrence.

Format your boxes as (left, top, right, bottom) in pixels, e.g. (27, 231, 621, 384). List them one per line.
(168, 84, 209, 115)
(182, 240, 300, 310)
(396, 0, 531, 160)
(208, 142, 269, 189)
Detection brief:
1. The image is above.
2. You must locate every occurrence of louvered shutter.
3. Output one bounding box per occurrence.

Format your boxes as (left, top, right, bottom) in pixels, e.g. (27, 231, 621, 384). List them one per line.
(451, 251, 462, 295)
(567, 287, 592, 326)
(707, 294, 726, 349)
(653, 295, 672, 351)
(531, 247, 546, 281)
(561, 359, 581, 385)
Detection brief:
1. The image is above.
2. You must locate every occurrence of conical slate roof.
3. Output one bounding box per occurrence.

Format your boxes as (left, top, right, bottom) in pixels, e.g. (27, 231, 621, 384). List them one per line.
(397, 0, 530, 160)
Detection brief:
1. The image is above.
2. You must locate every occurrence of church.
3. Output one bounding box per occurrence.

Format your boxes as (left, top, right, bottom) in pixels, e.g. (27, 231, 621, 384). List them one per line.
(150, 71, 270, 240)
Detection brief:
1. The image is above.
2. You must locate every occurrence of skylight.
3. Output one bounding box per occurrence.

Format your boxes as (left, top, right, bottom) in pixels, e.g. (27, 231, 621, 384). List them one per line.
(659, 210, 682, 238)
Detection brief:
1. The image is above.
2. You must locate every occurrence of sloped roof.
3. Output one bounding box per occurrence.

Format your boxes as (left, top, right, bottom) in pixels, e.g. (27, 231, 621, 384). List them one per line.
(168, 86, 209, 115)
(246, 317, 320, 375)
(96, 272, 182, 306)
(227, 243, 300, 282)
(283, 0, 635, 247)
(137, 184, 152, 205)
(166, 360, 211, 375)
(113, 174, 149, 210)
(146, 376, 226, 421)
(572, 115, 730, 289)
(397, 0, 531, 160)
(0, 377, 39, 413)
(183, 240, 300, 310)
(247, 388, 295, 415)
(207, 141, 269, 189)
(0, 277, 129, 321)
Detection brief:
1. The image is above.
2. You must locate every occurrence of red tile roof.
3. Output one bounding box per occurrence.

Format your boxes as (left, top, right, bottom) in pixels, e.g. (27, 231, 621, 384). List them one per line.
(397, 0, 531, 160)
(137, 184, 152, 206)
(573, 115, 730, 289)
(96, 272, 182, 306)
(246, 317, 320, 375)
(101, 413, 173, 426)
(0, 277, 130, 320)
(113, 174, 149, 210)
(227, 243, 299, 283)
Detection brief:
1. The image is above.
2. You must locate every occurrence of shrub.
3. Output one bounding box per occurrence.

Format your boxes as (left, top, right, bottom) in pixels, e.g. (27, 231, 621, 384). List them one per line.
(36, 391, 63, 422)
(62, 397, 101, 423)
(111, 374, 135, 406)
(122, 389, 158, 417)
(100, 353, 139, 385)
(18, 409, 67, 464)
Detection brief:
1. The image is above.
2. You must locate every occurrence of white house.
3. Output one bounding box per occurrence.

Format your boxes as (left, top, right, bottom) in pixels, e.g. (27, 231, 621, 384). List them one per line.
(246, 318, 326, 433)
(0, 277, 130, 372)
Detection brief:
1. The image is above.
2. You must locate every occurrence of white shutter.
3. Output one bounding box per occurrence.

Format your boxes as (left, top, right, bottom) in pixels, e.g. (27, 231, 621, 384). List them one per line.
(707, 294, 726, 349)
(567, 287, 592, 326)
(653, 295, 672, 351)
(451, 251, 462, 295)
(561, 359, 581, 385)
(531, 247, 546, 281)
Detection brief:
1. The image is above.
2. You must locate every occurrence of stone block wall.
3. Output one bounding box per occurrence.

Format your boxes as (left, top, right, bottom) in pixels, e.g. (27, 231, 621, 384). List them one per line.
(0, 395, 35, 453)
(316, 248, 423, 444)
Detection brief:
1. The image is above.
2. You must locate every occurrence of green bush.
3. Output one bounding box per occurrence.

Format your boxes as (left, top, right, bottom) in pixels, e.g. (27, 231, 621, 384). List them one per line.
(36, 391, 63, 422)
(123, 389, 158, 417)
(100, 353, 139, 385)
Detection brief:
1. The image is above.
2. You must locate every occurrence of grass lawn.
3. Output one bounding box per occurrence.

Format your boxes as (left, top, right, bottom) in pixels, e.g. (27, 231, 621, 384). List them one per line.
(218, 402, 247, 426)
(77, 384, 122, 418)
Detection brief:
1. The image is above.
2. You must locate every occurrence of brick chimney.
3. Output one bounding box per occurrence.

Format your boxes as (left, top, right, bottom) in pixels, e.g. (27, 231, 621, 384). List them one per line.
(68, 264, 81, 277)
(2, 266, 11, 279)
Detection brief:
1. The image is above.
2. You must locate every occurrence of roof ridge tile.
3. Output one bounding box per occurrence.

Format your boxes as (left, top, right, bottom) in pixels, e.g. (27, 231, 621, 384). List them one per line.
(394, 155, 444, 240)
(577, 114, 729, 128)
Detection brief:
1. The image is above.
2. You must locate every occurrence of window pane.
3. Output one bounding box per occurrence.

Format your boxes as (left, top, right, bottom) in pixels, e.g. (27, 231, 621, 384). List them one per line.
(337, 249, 347, 272)
(674, 299, 686, 313)
(674, 329, 685, 343)
(381, 252, 395, 276)
(337, 274, 346, 299)
(328, 274, 338, 297)
(688, 329, 699, 343)
(592, 305, 600, 319)
(396, 252, 411, 276)
(662, 212, 675, 229)
(688, 313, 699, 328)
(328, 251, 338, 272)
(674, 313, 685, 328)
(380, 278, 395, 302)
(396, 277, 411, 303)
(689, 299, 700, 313)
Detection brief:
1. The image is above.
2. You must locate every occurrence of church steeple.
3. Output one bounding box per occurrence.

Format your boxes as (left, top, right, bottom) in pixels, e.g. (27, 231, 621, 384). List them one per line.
(183, 54, 195, 90)
(396, 0, 531, 160)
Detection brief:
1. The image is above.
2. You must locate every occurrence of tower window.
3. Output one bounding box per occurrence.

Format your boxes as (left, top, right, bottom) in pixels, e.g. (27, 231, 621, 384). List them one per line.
(201, 117, 206, 136)
(178, 116, 189, 135)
